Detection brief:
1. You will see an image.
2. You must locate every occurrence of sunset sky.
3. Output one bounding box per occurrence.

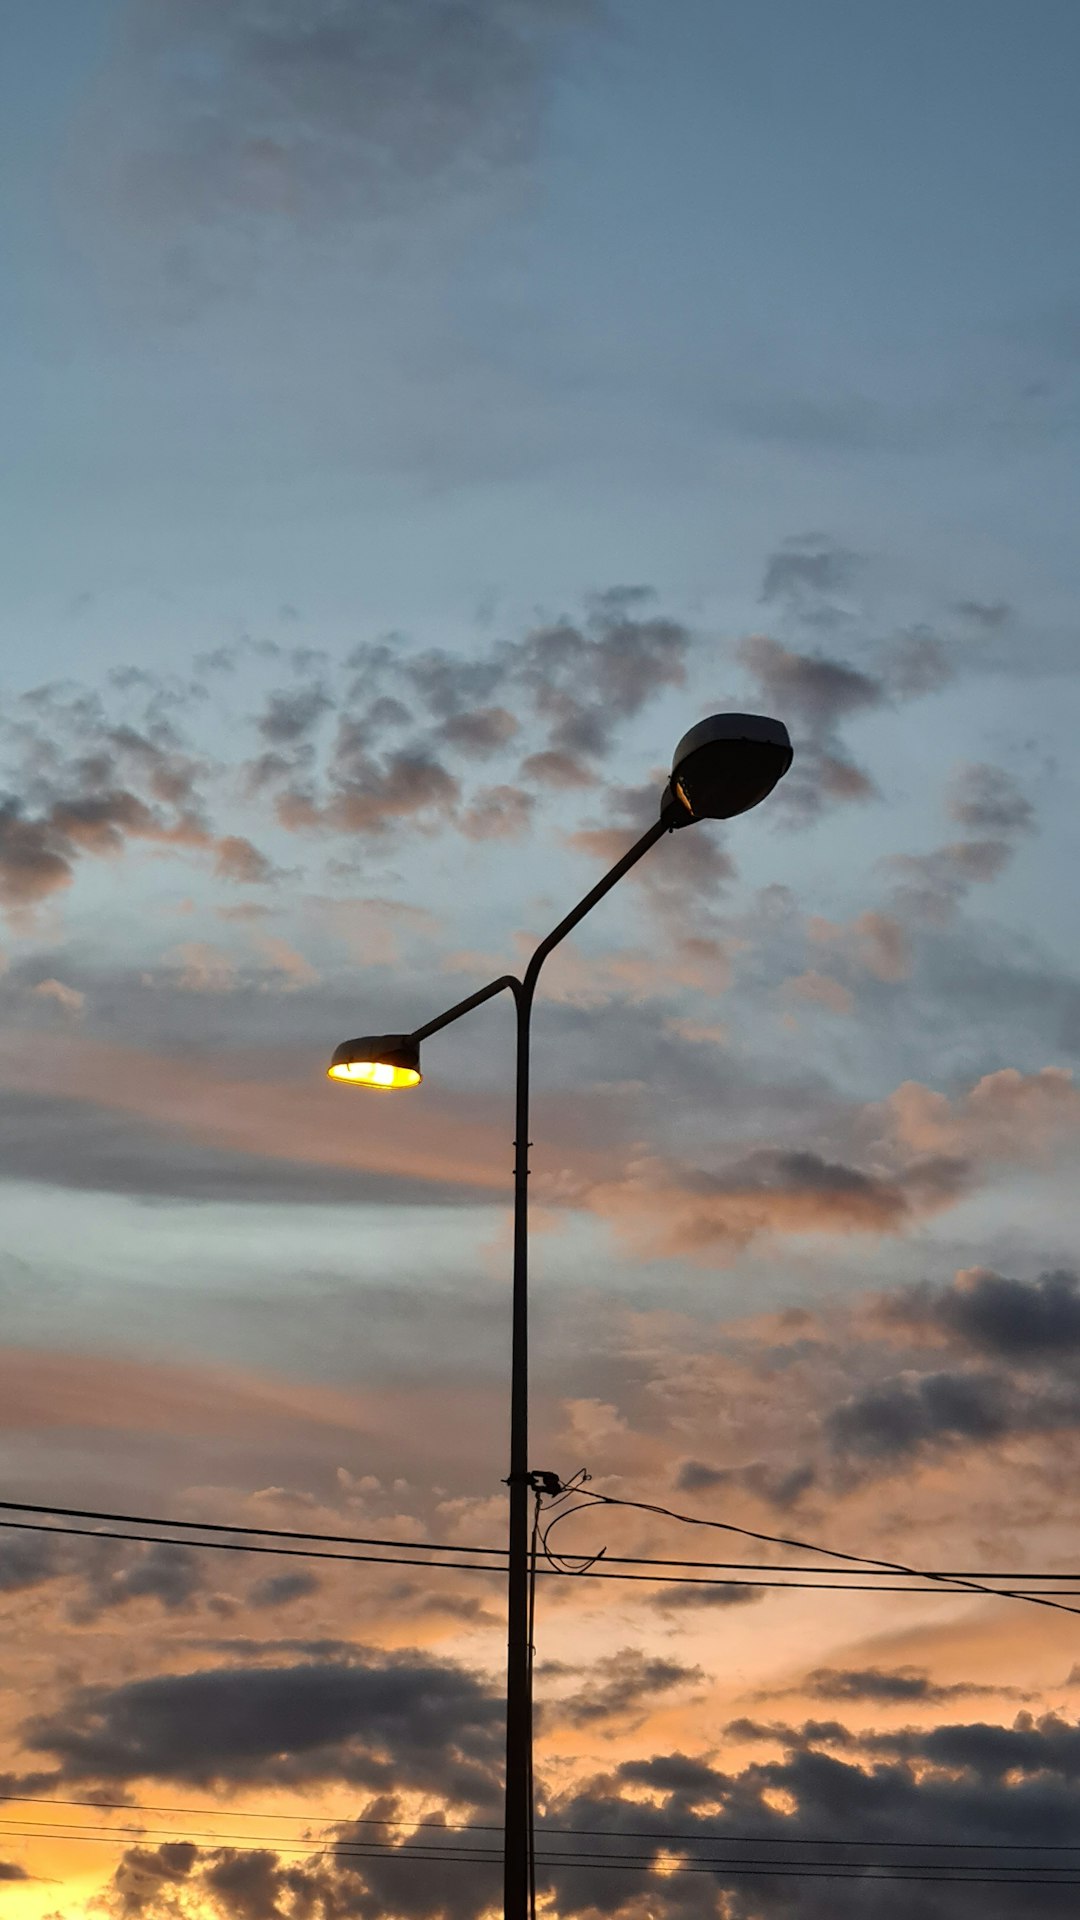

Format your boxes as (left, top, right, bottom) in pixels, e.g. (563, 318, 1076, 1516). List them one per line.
(4, 3, 1080, 1917)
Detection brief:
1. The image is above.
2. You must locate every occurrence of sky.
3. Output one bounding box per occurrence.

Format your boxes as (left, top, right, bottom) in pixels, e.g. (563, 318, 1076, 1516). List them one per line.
(3, 2, 1080, 1916)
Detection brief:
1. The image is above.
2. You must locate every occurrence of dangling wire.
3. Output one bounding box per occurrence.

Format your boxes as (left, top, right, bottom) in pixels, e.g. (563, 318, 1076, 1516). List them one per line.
(527, 1487, 541, 1920)
(537, 1472, 609, 1576)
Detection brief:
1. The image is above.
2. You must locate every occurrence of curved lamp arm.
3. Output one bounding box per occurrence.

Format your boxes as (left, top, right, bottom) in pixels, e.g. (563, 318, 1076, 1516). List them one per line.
(411, 973, 522, 1042)
(406, 799, 680, 1046)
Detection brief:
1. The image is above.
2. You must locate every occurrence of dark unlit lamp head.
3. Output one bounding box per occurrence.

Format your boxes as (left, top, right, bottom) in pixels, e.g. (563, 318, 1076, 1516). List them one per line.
(666, 713, 792, 823)
(328, 1033, 421, 1089)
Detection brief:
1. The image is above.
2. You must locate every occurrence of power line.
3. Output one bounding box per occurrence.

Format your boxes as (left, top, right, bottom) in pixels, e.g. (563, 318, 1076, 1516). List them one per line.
(0, 1517, 506, 1579)
(7, 1516, 1079, 1595)
(0, 1499, 504, 1559)
(14, 1818, 1080, 1875)
(6, 1794, 1080, 1856)
(4, 1496, 1078, 1584)
(6, 1823, 1080, 1886)
(564, 1486, 1080, 1620)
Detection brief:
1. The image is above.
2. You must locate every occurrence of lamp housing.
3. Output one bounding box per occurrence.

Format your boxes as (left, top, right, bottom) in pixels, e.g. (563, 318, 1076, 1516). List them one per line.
(665, 713, 792, 824)
(327, 1033, 421, 1089)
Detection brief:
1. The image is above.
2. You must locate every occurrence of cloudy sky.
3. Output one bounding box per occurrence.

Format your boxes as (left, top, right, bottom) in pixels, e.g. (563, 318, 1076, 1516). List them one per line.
(4, 2, 1080, 1915)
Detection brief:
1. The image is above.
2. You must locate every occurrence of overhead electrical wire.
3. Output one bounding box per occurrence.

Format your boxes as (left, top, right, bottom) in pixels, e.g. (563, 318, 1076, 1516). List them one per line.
(6, 1490, 1076, 1889)
(6, 1822, 1080, 1887)
(10, 1814, 1080, 1872)
(3, 1496, 1079, 1584)
(547, 1482, 1080, 1619)
(0, 1498, 505, 1558)
(2, 1510, 1079, 1598)
(8, 1516, 1080, 1596)
(7, 1792, 1080, 1854)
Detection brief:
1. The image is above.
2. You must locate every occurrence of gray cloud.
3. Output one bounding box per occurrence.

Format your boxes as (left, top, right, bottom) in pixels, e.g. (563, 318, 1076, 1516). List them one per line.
(0, 1089, 480, 1209)
(437, 706, 519, 758)
(4, 591, 695, 891)
(737, 635, 882, 827)
(78, 0, 602, 306)
(0, 1863, 29, 1882)
(880, 760, 1035, 926)
(0, 1530, 58, 1594)
(69, 1543, 206, 1624)
(104, 1703, 1080, 1920)
(798, 1667, 1030, 1705)
(112, 1840, 199, 1913)
(518, 749, 596, 788)
(947, 762, 1035, 837)
(889, 1266, 1080, 1362)
(826, 1368, 1014, 1463)
(760, 537, 859, 622)
(650, 1582, 765, 1613)
(403, 650, 506, 722)
(279, 747, 461, 837)
(739, 635, 882, 734)
(106, 1824, 492, 1920)
(544, 1715, 1080, 1918)
(22, 1654, 503, 1805)
(953, 599, 1012, 629)
(941, 1266, 1080, 1358)
(884, 627, 954, 699)
(675, 1458, 816, 1511)
(0, 681, 275, 912)
(248, 1571, 321, 1609)
(542, 1648, 702, 1729)
(886, 837, 1013, 922)
(516, 594, 690, 761)
(740, 554, 957, 830)
(255, 685, 333, 746)
(459, 783, 534, 841)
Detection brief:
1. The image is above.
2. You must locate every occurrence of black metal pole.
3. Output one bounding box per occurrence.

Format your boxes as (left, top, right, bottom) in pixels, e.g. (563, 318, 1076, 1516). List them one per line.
(501, 806, 675, 1920)
(502, 976, 533, 1918)
(402, 807, 680, 1920)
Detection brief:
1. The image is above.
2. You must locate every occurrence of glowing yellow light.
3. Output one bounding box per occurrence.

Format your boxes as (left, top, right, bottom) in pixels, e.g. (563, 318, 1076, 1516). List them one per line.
(327, 1059, 421, 1089)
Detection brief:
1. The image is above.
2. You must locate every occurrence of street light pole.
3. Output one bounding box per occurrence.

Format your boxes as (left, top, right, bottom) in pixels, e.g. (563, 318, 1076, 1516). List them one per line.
(326, 715, 793, 1919)
(408, 806, 677, 1917)
(498, 807, 675, 1916)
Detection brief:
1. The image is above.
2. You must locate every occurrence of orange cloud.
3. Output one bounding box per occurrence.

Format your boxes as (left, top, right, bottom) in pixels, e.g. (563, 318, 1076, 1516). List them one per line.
(583, 1147, 967, 1262)
(876, 1066, 1080, 1161)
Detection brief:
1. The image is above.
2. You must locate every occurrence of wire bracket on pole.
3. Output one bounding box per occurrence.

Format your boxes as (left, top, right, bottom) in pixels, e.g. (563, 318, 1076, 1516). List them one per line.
(502, 1470, 563, 1494)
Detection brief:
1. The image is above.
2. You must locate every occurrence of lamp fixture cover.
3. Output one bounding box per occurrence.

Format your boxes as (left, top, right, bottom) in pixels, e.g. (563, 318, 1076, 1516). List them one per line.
(327, 1033, 422, 1089)
(667, 713, 792, 822)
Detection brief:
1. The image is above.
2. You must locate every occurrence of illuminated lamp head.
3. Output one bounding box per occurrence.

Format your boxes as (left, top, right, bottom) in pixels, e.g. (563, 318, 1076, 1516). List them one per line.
(327, 1034, 421, 1089)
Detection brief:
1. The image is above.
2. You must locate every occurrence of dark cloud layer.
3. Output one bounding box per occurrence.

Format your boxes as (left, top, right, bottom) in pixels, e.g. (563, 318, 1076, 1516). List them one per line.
(22, 1653, 503, 1806)
(97, 1710, 1080, 1919)
(827, 1366, 1014, 1462)
(822, 1266, 1080, 1471)
(797, 1666, 1029, 1706)
(899, 1265, 1080, 1360)
(541, 1648, 702, 1729)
